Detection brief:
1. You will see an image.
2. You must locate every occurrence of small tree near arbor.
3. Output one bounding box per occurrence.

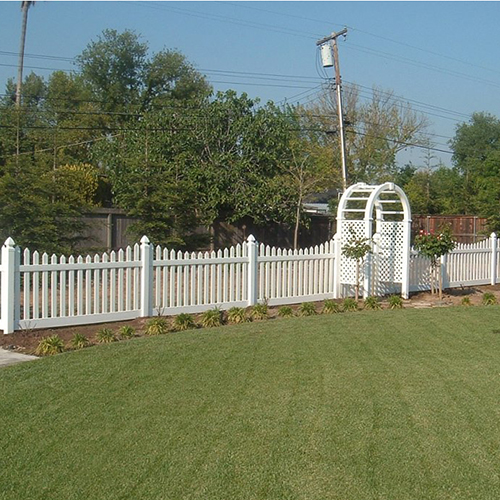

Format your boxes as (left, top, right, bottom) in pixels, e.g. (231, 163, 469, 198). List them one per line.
(342, 227, 372, 301)
(414, 227, 456, 300)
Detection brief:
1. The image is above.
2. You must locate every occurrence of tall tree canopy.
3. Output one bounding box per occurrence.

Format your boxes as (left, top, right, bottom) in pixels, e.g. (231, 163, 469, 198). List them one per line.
(76, 29, 211, 111)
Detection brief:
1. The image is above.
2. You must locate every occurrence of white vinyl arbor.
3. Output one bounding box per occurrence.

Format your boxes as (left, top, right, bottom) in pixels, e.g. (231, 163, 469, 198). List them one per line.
(334, 182, 412, 299)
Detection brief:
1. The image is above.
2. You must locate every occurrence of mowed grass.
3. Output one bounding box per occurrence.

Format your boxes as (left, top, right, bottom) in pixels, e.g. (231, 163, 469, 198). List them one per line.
(2, 307, 500, 500)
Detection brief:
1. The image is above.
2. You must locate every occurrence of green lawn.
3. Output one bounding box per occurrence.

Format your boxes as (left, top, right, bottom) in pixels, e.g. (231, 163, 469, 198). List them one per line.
(2, 307, 500, 500)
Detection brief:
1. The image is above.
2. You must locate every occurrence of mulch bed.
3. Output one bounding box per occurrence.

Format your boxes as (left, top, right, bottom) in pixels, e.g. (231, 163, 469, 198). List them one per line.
(2, 284, 499, 355)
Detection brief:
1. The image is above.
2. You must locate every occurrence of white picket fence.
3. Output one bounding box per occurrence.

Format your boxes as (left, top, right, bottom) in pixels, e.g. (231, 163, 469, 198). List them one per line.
(0, 235, 336, 333)
(0, 233, 498, 334)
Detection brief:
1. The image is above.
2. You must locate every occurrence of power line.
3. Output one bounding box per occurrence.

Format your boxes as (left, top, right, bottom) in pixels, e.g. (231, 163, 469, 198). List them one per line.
(345, 128, 453, 155)
(224, 2, 500, 78)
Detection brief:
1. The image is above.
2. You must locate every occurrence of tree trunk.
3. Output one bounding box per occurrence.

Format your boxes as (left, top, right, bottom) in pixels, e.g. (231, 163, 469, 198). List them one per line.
(293, 193, 302, 250)
(355, 260, 360, 301)
(438, 265, 443, 300)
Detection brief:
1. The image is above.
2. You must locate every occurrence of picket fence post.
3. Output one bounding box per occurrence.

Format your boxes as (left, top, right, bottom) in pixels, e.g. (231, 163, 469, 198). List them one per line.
(140, 236, 153, 318)
(247, 235, 258, 306)
(1, 238, 20, 334)
(491, 232, 497, 286)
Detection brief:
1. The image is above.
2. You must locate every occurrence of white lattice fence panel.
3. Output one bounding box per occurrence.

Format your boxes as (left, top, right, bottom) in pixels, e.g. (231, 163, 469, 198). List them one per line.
(339, 220, 366, 285)
(377, 221, 404, 282)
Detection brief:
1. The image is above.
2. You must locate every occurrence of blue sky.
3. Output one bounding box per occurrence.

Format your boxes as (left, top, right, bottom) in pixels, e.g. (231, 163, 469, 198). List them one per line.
(2, 1, 500, 168)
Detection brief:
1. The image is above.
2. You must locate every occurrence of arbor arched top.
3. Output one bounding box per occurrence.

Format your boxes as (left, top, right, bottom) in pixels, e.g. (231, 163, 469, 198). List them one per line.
(337, 182, 412, 230)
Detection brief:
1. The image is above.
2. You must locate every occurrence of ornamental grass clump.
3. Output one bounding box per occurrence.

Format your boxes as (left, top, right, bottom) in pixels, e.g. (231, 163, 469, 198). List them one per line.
(482, 292, 497, 306)
(118, 326, 136, 339)
(251, 302, 269, 320)
(461, 296, 472, 306)
(145, 317, 169, 335)
(35, 335, 65, 356)
(278, 306, 294, 318)
(227, 307, 248, 324)
(70, 333, 90, 349)
(342, 298, 358, 312)
(298, 302, 317, 316)
(414, 226, 456, 300)
(388, 295, 404, 309)
(322, 299, 341, 314)
(200, 308, 223, 328)
(95, 328, 116, 344)
(364, 296, 382, 310)
(171, 313, 196, 332)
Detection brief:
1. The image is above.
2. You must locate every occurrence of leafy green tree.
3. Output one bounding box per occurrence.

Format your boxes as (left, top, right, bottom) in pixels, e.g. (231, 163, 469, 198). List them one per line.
(93, 91, 303, 249)
(0, 157, 97, 253)
(76, 29, 148, 110)
(75, 29, 211, 112)
(450, 112, 500, 217)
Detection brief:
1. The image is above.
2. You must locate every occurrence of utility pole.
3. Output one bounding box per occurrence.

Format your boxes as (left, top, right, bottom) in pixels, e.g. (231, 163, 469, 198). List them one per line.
(16, 1, 34, 107)
(316, 28, 348, 191)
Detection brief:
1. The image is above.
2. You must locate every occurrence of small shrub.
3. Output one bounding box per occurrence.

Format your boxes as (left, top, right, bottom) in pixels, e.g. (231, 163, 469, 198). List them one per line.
(200, 308, 223, 328)
(322, 299, 341, 314)
(118, 326, 135, 339)
(482, 292, 497, 306)
(145, 317, 169, 335)
(95, 328, 116, 343)
(364, 296, 381, 310)
(172, 313, 196, 331)
(70, 333, 90, 349)
(278, 306, 294, 318)
(298, 302, 317, 316)
(227, 307, 248, 324)
(388, 295, 403, 310)
(251, 302, 269, 320)
(35, 335, 65, 356)
(461, 296, 472, 306)
(342, 298, 358, 312)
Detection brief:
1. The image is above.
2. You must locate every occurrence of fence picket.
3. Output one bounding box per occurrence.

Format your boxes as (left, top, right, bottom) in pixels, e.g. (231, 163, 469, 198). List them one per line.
(125, 246, 132, 311)
(68, 256, 75, 316)
(23, 249, 30, 320)
(110, 251, 116, 313)
(102, 253, 108, 314)
(60, 255, 66, 317)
